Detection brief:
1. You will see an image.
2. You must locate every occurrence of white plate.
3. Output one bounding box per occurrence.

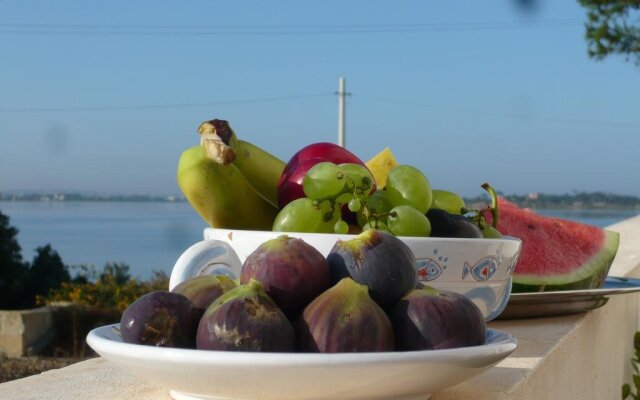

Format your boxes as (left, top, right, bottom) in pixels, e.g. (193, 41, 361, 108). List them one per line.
(87, 324, 517, 400)
(499, 276, 640, 319)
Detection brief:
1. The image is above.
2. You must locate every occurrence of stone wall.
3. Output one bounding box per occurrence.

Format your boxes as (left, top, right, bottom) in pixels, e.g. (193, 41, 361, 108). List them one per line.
(0, 307, 54, 357)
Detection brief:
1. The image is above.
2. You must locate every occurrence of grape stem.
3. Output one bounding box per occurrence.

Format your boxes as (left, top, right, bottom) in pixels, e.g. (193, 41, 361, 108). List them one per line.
(481, 182, 499, 228)
(371, 210, 396, 220)
(361, 208, 396, 228)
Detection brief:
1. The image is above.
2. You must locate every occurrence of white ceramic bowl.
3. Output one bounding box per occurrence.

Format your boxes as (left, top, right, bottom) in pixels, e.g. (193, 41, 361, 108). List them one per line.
(171, 228, 522, 321)
(87, 324, 517, 400)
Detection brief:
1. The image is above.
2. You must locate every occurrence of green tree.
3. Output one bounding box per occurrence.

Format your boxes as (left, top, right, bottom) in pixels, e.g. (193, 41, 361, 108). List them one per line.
(578, 0, 640, 65)
(0, 210, 30, 309)
(28, 244, 71, 302)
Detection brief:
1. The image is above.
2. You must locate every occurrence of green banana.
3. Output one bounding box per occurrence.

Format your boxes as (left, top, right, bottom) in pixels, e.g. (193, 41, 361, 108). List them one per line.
(196, 119, 285, 207)
(232, 139, 285, 207)
(177, 145, 279, 231)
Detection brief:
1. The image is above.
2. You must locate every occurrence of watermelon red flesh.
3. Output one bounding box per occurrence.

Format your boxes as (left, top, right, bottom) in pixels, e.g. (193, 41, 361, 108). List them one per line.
(486, 197, 619, 292)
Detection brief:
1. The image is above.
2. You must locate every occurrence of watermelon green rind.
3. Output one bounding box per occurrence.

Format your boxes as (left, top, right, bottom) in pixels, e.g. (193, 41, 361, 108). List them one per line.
(512, 229, 619, 293)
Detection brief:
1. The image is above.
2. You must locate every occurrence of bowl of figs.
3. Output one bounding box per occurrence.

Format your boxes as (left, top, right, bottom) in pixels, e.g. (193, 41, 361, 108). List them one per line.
(172, 226, 522, 321)
(87, 230, 519, 400)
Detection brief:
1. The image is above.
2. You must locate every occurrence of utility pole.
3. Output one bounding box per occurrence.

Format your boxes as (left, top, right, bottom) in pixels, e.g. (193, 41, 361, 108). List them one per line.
(337, 77, 350, 148)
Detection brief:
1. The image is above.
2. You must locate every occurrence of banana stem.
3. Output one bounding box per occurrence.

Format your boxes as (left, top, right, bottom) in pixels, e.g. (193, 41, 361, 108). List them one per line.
(481, 182, 499, 228)
(198, 119, 235, 145)
(197, 119, 238, 165)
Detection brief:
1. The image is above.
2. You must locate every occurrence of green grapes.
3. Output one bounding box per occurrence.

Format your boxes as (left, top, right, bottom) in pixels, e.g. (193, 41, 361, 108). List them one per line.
(273, 198, 332, 233)
(348, 198, 361, 212)
(318, 199, 341, 233)
(481, 225, 502, 238)
(356, 190, 392, 227)
(339, 163, 374, 195)
(431, 189, 466, 215)
(387, 205, 431, 237)
(273, 158, 498, 240)
(303, 162, 346, 201)
(335, 192, 353, 206)
(385, 165, 432, 213)
(334, 220, 349, 234)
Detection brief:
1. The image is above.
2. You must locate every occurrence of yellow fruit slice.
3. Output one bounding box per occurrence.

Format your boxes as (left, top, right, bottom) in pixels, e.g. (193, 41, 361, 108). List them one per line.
(366, 147, 398, 189)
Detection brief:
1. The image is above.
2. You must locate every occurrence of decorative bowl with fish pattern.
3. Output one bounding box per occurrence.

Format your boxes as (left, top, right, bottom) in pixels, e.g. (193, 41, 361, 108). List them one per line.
(170, 228, 522, 321)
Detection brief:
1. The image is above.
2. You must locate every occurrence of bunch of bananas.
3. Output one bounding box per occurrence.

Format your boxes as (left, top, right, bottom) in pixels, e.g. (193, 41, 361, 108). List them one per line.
(177, 119, 285, 231)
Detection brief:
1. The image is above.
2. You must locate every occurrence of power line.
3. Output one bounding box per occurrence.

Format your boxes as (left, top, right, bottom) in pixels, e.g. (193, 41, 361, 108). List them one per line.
(357, 95, 640, 129)
(0, 19, 584, 29)
(0, 19, 583, 36)
(3, 89, 634, 131)
(0, 93, 333, 113)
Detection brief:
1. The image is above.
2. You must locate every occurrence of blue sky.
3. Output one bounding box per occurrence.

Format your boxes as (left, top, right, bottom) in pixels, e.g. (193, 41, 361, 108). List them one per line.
(1, 1, 639, 198)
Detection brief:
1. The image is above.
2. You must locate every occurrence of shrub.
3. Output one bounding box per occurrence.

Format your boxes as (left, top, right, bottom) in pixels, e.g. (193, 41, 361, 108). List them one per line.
(41, 264, 169, 312)
(623, 332, 640, 399)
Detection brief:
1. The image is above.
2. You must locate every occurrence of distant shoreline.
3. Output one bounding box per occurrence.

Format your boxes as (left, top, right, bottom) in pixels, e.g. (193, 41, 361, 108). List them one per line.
(2, 191, 640, 210)
(0, 193, 186, 203)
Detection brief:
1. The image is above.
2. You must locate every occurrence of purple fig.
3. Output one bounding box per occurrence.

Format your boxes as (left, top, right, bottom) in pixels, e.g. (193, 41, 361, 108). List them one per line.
(120, 290, 202, 348)
(327, 229, 417, 309)
(171, 274, 237, 311)
(390, 286, 486, 351)
(298, 278, 394, 353)
(196, 279, 295, 352)
(240, 235, 332, 318)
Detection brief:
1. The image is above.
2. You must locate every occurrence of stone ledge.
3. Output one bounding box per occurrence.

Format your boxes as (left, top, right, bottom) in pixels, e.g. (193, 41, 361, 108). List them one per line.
(607, 215, 640, 277)
(0, 357, 170, 400)
(434, 292, 638, 399)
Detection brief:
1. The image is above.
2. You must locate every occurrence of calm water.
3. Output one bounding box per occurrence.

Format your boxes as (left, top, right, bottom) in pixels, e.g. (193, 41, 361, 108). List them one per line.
(1, 201, 638, 279)
(1, 201, 206, 279)
(535, 208, 639, 228)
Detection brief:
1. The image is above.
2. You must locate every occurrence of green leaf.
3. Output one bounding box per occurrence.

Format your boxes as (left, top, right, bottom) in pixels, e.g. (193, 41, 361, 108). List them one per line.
(579, 1, 640, 65)
(622, 383, 630, 399)
(634, 374, 640, 391)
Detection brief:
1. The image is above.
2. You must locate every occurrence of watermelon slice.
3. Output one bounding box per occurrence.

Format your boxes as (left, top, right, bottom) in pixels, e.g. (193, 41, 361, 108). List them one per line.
(486, 197, 619, 292)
